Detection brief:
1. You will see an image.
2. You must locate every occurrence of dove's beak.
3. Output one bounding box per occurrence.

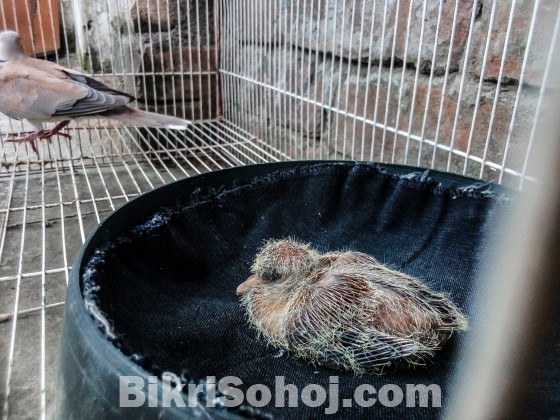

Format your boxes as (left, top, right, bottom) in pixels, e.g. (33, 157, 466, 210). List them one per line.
(236, 274, 262, 296)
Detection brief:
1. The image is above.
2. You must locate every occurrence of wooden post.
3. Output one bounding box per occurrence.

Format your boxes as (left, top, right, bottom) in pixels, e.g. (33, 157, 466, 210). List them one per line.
(0, 0, 60, 56)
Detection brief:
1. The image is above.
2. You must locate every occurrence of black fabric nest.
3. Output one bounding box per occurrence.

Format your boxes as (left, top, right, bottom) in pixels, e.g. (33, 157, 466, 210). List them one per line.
(81, 161, 511, 419)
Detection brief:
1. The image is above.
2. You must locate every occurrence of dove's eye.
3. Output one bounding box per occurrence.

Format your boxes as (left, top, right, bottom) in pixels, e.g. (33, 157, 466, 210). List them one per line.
(261, 269, 281, 282)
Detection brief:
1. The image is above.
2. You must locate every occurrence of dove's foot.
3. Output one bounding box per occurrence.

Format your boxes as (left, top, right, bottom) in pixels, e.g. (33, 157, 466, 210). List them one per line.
(5, 121, 72, 153)
(5, 131, 43, 153)
(39, 121, 72, 140)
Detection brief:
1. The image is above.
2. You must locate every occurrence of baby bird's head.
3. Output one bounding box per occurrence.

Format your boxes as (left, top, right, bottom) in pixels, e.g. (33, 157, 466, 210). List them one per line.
(236, 239, 319, 296)
(237, 239, 320, 344)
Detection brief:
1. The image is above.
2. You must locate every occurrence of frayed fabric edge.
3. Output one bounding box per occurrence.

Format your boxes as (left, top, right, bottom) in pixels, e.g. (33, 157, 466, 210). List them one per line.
(82, 161, 513, 339)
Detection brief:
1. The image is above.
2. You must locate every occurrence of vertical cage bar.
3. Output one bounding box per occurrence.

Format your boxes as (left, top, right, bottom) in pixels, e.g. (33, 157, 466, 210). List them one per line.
(417, 0, 444, 167)
(358, 0, 378, 161)
(370, 0, 390, 161)
(520, 4, 560, 189)
(446, 0, 479, 172)
(462, 0, 497, 175)
(2, 160, 31, 419)
(403, 0, 428, 165)
(392, 0, 414, 163)
(480, 0, 517, 179)
(499, 0, 540, 184)
(431, 0, 460, 169)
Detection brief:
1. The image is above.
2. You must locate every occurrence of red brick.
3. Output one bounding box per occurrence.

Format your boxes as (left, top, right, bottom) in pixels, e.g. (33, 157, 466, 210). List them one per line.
(138, 74, 218, 103)
(266, 47, 324, 137)
(142, 47, 218, 73)
(131, 0, 181, 32)
(232, 0, 283, 44)
(332, 67, 528, 170)
(131, 0, 215, 46)
(393, 0, 476, 73)
(284, 0, 475, 74)
(471, 0, 558, 87)
(334, 74, 401, 160)
(406, 77, 532, 174)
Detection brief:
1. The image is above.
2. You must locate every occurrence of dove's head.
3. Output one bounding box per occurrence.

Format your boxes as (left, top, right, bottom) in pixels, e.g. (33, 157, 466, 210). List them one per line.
(0, 31, 26, 61)
(236, 239, 319, 296)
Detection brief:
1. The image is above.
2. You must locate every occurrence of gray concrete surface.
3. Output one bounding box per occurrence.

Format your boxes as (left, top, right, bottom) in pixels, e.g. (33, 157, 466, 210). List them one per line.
(0, 135, 199, 418)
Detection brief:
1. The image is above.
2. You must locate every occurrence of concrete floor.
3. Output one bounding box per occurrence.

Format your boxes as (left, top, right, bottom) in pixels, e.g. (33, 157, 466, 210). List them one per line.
(0, 126, 203, 418)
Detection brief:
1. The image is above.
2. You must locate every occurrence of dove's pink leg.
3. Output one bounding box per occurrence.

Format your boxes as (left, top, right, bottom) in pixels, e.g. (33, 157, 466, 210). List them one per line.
(38, 121, 72, 140)
(5, 120, 72, 153)
(4, 131, 43, 153)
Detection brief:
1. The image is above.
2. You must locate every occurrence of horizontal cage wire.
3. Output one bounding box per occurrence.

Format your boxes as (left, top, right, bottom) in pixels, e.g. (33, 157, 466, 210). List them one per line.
(0, 0, 558, 418)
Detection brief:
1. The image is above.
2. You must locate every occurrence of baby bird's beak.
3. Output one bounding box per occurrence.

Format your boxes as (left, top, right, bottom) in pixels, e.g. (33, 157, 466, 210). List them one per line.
(236, 274, 262, 296)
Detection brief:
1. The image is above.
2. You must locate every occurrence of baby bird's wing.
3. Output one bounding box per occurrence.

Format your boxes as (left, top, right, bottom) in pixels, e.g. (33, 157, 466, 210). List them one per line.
(290, 327, 420, 372)
(287, 273, 423, 373)
(325, 251, 468, 333)
(339, 330, 419, 366)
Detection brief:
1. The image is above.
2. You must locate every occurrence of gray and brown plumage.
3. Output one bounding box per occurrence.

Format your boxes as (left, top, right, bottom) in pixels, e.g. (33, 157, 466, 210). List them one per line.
(237, 239, 468, 374)
(0, 30, 190, 151)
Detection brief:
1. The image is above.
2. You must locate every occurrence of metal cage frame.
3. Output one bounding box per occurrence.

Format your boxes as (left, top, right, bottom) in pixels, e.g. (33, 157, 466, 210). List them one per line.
(0, 0, 559, 418)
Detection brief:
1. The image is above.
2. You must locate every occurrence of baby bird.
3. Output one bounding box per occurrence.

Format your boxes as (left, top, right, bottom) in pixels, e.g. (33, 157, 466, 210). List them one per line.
(237, 239, 468, 374)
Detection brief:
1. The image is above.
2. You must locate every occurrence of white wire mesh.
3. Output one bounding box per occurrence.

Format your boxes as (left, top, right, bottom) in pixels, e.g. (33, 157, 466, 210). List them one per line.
(0, 0, 558, 418)
(220, 0, 557, 186)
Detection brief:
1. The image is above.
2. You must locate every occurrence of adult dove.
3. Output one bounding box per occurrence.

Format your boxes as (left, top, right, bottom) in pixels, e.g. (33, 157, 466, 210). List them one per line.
(0, 30, 191, 151)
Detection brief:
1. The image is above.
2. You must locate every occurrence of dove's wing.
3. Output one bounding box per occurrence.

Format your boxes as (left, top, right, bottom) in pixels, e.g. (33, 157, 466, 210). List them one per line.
(0, 58, 131, 121)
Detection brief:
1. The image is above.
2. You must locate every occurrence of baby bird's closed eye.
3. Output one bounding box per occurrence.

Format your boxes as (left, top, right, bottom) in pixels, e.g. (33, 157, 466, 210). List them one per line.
(236, 239, 468, 374)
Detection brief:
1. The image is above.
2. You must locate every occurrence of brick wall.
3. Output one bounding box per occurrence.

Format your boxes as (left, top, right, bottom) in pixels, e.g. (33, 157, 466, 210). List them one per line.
(131, 0, 219, 121)
(223, 0, 558, 185)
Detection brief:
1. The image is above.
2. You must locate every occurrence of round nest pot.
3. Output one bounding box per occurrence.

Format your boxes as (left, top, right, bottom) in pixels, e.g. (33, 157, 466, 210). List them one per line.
(55, 161, 511, 419)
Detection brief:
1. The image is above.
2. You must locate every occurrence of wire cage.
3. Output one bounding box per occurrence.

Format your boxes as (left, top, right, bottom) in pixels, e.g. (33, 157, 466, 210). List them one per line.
(0, 0, 558, 418)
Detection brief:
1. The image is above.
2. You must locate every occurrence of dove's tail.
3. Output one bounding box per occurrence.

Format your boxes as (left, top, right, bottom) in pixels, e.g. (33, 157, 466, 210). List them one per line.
(106, 107, 191, 129)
